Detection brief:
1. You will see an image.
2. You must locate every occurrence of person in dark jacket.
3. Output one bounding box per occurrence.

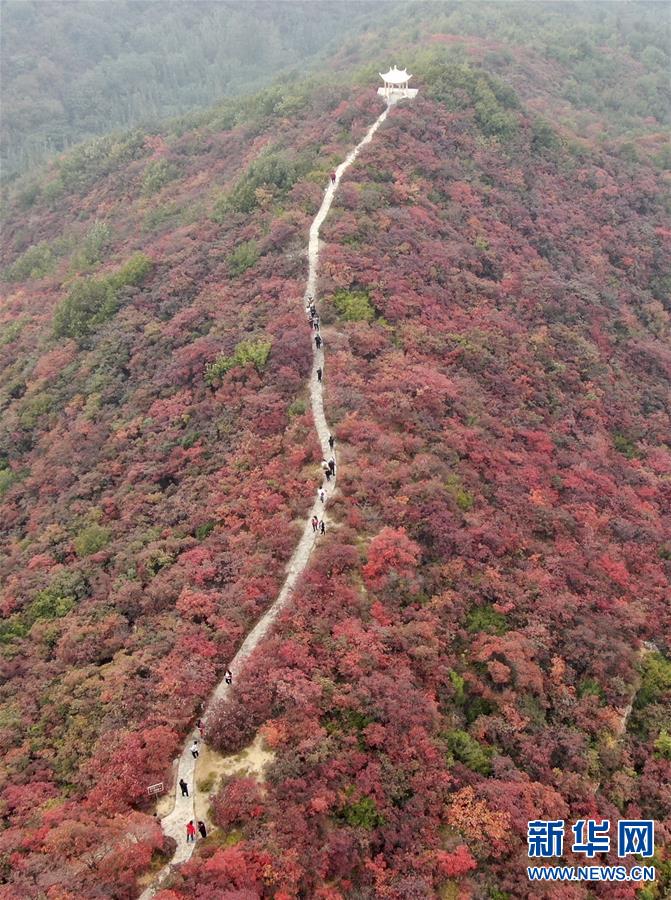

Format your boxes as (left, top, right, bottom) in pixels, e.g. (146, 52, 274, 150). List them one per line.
(315, 334, 322, 350)
(328, 458, 335, 475)
(224, 669, 233, 685)
(319, 520, 326, 534)
(198, 820, 208, 839)
(317, 367, 322, 382)
(328, 435, 335, 450)
(179, 778, 189, 797)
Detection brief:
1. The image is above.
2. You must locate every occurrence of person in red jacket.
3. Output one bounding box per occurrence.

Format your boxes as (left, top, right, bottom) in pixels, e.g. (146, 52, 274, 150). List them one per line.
(186, 820, 196, 842)
(330, 171, 336, 184)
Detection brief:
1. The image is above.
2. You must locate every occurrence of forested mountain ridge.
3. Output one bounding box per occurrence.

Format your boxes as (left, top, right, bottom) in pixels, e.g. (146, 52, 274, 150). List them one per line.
(1, 21, 670, 900)
(0, 0, 386, 176)
(2, 0, 668, 177)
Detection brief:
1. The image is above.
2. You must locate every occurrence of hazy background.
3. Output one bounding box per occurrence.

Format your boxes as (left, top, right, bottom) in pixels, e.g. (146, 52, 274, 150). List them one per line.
(2, 0, 668, 179)
(1, 0, 388, 175)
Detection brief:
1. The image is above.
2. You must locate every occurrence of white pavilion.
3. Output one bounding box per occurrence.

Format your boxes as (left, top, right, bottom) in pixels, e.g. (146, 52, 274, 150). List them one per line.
(378, 66, 418, 103)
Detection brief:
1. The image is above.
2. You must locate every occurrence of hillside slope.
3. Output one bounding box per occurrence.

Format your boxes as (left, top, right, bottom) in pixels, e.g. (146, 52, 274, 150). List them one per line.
(195, 68, 670, 899)
(0, 79, 384, 896)
(1, 39, 670, 900)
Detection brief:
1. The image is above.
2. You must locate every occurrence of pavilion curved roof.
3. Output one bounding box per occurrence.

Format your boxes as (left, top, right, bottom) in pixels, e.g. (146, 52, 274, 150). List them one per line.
(379, 65, 412, 84)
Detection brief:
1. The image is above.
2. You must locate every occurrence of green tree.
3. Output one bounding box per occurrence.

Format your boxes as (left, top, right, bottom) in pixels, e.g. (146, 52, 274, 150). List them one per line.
(339, 794, 384, 829)
(228, 240, 259, 276)
(3, 242, 56, 282)
(332, 289, 375, 322)
(205, 338, 272, 384)
(74, 524, 110, 557)
(214, 151, 298, 218)
(108, 252, 152, 289)
(54, 253, 152, 340)
(447, 729, 493, 775)
(53, 277, 118, 340)
(24, 570, 88, 627)
(0, 468, 16, 496)
(81, 221, 112, 266)
(466, 606, 508, 634)
(141, 159, 178, 196)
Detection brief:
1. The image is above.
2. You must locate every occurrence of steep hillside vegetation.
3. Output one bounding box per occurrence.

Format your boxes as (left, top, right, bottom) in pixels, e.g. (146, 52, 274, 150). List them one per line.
(200, 68, 670, 899)
(0, 79, 384, 895)
(1, 31, 669, 900)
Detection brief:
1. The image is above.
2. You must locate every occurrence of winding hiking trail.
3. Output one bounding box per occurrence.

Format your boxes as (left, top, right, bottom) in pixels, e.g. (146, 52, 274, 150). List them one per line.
(140, 104, 390, 898)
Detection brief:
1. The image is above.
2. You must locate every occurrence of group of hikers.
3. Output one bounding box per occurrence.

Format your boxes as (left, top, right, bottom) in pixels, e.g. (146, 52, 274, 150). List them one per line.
(313, 447, 336, 534)
(307, 298, 321, 340)
(322, 451, 336, 481)
(307, 297, 324, 352)
(175, 259, 339, 848)
(186, 819, 207, 842)
(178, 773, 208, 842)
(307, 293, 337, 535)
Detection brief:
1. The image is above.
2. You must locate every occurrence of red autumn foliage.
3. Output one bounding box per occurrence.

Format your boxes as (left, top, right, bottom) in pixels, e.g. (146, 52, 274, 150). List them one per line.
(1, 14, 670, 898)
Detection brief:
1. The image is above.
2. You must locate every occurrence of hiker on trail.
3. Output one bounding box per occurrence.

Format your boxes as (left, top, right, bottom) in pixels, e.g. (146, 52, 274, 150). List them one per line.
(315, 334, 322, 350)
(319, 520, 326, 534)
(186, 820, 196, 842)
(225, 669, 233, 685)
(328, 458, 335, 475)
(318, 488, 325, 504)
(329, 435, 335, 450)
(324, 467, 332, 482)
(190, 741, 199, 759)
(198, 820, 208, 839)
(312, 514, 319, 532)
(179, 778, 189, 797)
(330, 171, 336, 184)
(317, 367, 322, 382)
(313, 317, 320, 331)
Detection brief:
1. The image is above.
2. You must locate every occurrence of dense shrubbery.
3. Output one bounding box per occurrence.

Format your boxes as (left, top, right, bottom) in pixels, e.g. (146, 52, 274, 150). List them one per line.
(331, 288, 375, 321)
(227, 240, 259, 276)
(201, 62, 669, 899)
(213, 151, 301, 218)
(53, 252, 152, 339)
(424, 61, 519, 139)
(1, 12, 669, 898)
(204, 338, 272, 384)
(141, 158, 178, 197)
(2, 241, 56, 282)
